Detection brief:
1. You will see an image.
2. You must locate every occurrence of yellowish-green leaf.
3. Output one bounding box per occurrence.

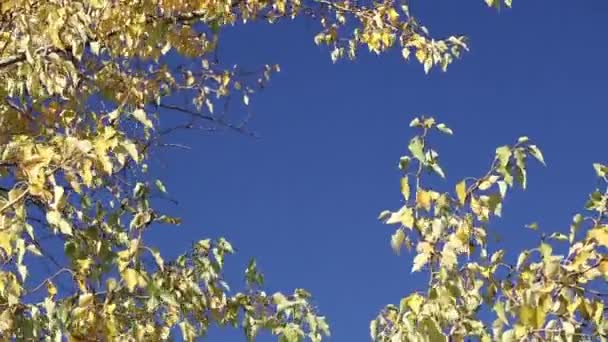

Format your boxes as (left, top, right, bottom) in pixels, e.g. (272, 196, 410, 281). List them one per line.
(408, 136, 425, 162)
(539, 242, 552, 259)
(412, 252, 430, 272)
(494, 301, 509, 325)
(436, 123, 453, 135)
(122, 141, 139, 163)
(416, 189, 432, 211)
(132, 109, 153, 129)
(519, 304, 546, 329)
(516, 251, 529, 270)
(122, 268, 138, 292)
(588, 226, 608, 247)
(391, 229, 405, 254)
(599, 259, 608, 275)
(155, 179, 167, 193)
(455, 180, 467, 205)
(593, 163, 608, 178)
(0, 231, 13, 255)
(403, 293, 424, 314)
(46, 210, 73, 236)
(400, 176, 410, 200)
(495, 146, 511, 166)
(528, 145, 545, 166)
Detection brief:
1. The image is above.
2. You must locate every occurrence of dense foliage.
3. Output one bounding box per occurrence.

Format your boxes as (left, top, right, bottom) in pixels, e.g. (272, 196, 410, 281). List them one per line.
(3, 0, 600, 341)
(373, 117, 608, 341)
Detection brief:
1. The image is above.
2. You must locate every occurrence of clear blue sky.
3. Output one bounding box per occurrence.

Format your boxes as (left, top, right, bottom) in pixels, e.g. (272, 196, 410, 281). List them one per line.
(147, 2, 608, 340)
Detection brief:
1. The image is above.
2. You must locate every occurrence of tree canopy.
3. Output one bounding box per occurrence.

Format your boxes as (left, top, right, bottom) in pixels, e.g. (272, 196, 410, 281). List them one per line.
(2, 0, 605, 341)
(373, 118, 608, 341)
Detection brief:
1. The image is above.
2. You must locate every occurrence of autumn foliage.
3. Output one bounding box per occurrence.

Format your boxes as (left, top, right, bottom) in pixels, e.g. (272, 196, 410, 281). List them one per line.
(3, 0, 604, 341)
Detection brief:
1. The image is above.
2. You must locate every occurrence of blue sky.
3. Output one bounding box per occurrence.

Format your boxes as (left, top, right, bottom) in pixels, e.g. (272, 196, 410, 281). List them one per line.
(147, 2, 608, 340)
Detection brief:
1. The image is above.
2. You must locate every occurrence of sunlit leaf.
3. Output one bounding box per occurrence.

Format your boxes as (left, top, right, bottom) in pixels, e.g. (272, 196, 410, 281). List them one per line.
(409, 137, 426, 162)
(456, 180, 467, 205)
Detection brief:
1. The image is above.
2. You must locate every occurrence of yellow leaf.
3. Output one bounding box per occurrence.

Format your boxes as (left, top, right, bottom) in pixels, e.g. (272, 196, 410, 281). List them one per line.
(0, 231, 12, 255)
(76, 258, 93, 274)
(47, 281, 57, 298)
(416, 189, 432, 211)
(478, 175, 499, 191)
(385, 206, 414, 228)
(46, 210, 72, 236)
(400, 176, 410, 200)
(122, 141, 139, 163)
(519, 304, 546, 329)
(391, 229, 405, 254)
(403, 293, 424, 314)
(493, 301, 508, 325)
(599, 259, 608, 275)
(52, 185, 64, 209)
(132, 109, 153, 129)
(78, 293, 94, 307)
(400, 207, 415, 228)
(122, 268, 138, 292)
(588, 227, 608, 247)
(387, 8, 400, 24)
(455, 180, 466, 205)
(423, 57, 433, 74)
(415, 48, 428, 64)
(440, 245, 457, 269)
(412, 252, 429, 272)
